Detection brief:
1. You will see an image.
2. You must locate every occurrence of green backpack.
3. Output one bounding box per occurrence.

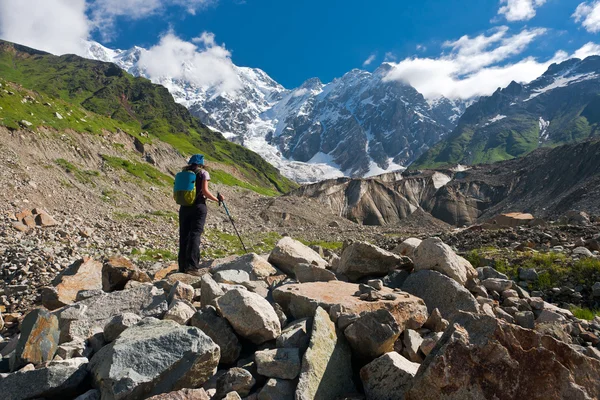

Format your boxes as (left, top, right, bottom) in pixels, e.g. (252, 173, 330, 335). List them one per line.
(173, 170, 199, 206)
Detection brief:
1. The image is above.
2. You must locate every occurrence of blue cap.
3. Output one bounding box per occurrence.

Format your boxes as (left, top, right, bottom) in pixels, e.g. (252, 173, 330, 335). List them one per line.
(188, 154, 205, 165)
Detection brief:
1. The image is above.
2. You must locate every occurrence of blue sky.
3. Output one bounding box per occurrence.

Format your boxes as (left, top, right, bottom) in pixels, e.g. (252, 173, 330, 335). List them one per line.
(1, 0, 600, 98)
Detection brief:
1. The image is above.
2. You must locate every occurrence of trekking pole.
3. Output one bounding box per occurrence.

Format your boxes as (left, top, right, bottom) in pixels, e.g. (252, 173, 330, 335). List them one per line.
(218, 193, 248, 253)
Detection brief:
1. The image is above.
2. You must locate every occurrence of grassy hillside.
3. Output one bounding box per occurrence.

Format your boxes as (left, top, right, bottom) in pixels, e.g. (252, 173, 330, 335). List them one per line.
(0, 40, 296, 195)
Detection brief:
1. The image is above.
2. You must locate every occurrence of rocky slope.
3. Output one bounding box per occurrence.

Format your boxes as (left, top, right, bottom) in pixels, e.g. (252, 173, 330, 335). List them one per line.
(413, 56, 600, 169)
(84, 41, 467, 182)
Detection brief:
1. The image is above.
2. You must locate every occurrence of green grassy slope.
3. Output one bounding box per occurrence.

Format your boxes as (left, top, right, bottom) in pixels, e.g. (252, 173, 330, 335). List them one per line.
(0, 40, 297, 195)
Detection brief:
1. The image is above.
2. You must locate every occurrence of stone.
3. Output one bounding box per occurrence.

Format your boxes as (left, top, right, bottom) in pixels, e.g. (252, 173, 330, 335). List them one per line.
(294, 263, 337, 283)
(338, 241, 412, 281)
(56, 339, 88, 359)
(41, 258, 103, 310)
(382, 270, 410, 289)
(515, 311, 535, 329)
(422, 308, 448, 332)
(344, 309, 400, 360)
(255, 348, 302, 379)
(573, 247, 593, 257)
(167, 273, 206, 289)
(13, 308, 59, 370)
(276, 318, 312, 351)
(163, 300, 196, 325)
(0, 357, 88, 400)
(273, 281, 428, 331)
(216, 368, 255, 398)
(217, 289, 281, 344)
(360, 352, 419, 400)
(403, 329, 423, 363)
(405, 312, 600, 400)
(482, 278, 513, 292)
(536, 309, 566, 324)
(103, 313, 142, 342)
(167, 281, 195, 304)
(367, 279, 384, 290)
(268, 237, 328, 275)
(223, 393, 242, 400)
(420, 332, 443, 356)
(10, 221, 29, 232)
(211, 253, 278, 280)
(412, 237, 477, 286)
(258, 378, 295, 400)
(402, 270, 478, 321)
(151, 263, 179, 281)
(22, 215, 36, 228)
(54, 285, 168, 343)
(75, 389, 101, 400)
(35, 212, 58, 227)
(296, 307, 356, 400)
(89, 318, 220, 400)
(502, 289, 519, 299)
(201, 274, 224, 308)
(146, 388, 210, 400)
(392, 238, 422, 258)
(477, 266, 508, 280)
(102, 256, 151, 292)
(519, 268, 539, 281)
(190, 306, 241, 365)
(214, 269, 251, 285)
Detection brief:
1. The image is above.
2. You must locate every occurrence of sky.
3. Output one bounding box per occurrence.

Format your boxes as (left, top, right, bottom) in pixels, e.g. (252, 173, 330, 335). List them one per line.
(1, 0, 600, 100)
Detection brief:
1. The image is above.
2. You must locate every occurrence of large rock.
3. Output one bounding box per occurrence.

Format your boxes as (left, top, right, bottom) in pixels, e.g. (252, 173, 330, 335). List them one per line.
(412, 237, 477, 286)
(0, 357, 89, 400)
(294, 263, 337, 283)
(103, 313, 142, 342)
(54, 284, 168, 343)
(296, 307, 356, 400)
(405, 312, 600, 400)
(147, 388, 210, 400)
(273, 281, 428, 331)
(360, 352, 419, 400)
(276, 318, 312, 351)
(392, 238, 422, 258)
(200, 274, 224, 308)
(344, 309, 400, 360)
(216, 368, 255, 399)
(258, 378, 295, 400)
(402, 270, 478, 321)
(255, 348, 301, 380)
(338, 241, 412, 281)
(41, 258, 103, 310)
(163, 300, 196, 325)
(167, 281, 195, 304)
(190, 306, 241, 365)
(89, 318, 220, 400)
(268, 237, 328, 275)
(216, 289, 281, 344)
(211, 253, 278, 280)
(13, 308, 60, 370)
(102, 257, 151, 292)
(482, 278, 513, 292)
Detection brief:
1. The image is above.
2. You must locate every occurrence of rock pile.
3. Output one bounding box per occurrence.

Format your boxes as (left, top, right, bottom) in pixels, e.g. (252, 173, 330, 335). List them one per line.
(0, 235, 599, 399)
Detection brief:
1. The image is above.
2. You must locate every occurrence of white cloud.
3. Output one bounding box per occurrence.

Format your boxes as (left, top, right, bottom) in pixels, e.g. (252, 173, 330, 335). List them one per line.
(363, 54, 376, 66)
(383, 27, 600, 100)
(384, 52, 397, 62)
(138, 32, 241, 94)
(0, 0, 90, 55)
(498, 0, 546, 22)
(416, 44, 427, 51)
(573, 1, 600, 33)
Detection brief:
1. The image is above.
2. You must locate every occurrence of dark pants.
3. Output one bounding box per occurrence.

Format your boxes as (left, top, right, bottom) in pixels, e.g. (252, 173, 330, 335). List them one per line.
(178, 204, 208, 272)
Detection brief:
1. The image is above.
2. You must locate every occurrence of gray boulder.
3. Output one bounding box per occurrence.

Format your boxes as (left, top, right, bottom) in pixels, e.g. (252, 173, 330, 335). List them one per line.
(413, 238, 477, 286)
(392, 238, 422, 258)
(344, 309, 400, 360)
(276, 318, 312, 352)
(258, 378, 295, 400)
(103, 313, 142, 343)
(201, 274, 224, 308)
(422, 308, 448, 332)
(167, 281, 195, 304)
(212, 253, 278, 280)
(268, 237, 327, 275)
(214, 270, 251, 285)
(338, 241, 412, 281)
(190, 306, 241, 365)
(216, 368, 255, 399)
(89, 318, 219, 400)
(515, 311, 535, 329)
(402, 270, 479, 321)
(163, 300, 196, 325)
(294, 263, 337, 283)
(477, 266, 508, 280)
(482, 278, 513, 293)
(255, 348, 301, 380)
(360, 352, 419, 400)
(13, 308, 60, 370)
(403, 329, 423, 363)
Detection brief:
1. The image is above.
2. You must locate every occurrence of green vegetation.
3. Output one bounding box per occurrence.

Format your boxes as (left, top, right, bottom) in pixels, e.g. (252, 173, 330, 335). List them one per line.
(132, 248, 177, 262)
(0, 40, 296, 196)
(102, 155, 173, 187)
(113, 211, 153, 221)
(570, 306, 600, 321)
(202, 230, 281, 258)
(55, 158, 100, 185)
(150, 210, 178, 220)
(210, 169, 280, 197)
(299, 239, 343, 251)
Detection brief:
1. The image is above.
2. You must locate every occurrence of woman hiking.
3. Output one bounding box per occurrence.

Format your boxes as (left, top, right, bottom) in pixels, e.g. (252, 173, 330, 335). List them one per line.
(177, 154, 223, 275)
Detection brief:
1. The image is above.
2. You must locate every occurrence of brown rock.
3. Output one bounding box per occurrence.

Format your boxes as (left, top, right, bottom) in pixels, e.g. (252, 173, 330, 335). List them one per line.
(35, 212, 58, 227)
(13, 309, 60, 370)
(405, 312, 600, 400)
(167, 272, 206, 289)
(11, 221, 29, 232)
(102, 256, 150, 291)
(153, 263, 179, 281)
(22, 215, 37, 228)
(41, 258, 103, 310)
(273, 281, 428, 331)
(147, 388, 210, 400)
(15, 209, 32, 220)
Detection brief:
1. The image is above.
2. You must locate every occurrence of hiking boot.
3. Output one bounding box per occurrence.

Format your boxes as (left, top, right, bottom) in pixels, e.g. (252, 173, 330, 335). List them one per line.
(185, 267, 209, 277)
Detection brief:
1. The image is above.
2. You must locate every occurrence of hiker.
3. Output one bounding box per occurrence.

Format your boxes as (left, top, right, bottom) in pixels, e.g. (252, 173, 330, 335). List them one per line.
(175, 154, 223, 274)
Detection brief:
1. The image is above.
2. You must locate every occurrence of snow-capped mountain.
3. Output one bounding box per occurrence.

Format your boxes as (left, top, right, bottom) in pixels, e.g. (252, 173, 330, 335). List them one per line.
(83, 41, 467, 182)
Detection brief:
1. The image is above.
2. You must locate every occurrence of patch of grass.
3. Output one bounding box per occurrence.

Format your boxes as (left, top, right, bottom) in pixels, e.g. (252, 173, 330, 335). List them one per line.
(100, 188, 119, 203)
(299, 239, 343, 251)
(150, 210, 178, 219)
(55, 158, 100, 185)
(570, 306, 600, 321)
(202, 229, 281, 258)
(113, 211, 153, 221)
(136, 248, 177, 262)
(101, 155, 173, 187)
(210, 169, 280, 197)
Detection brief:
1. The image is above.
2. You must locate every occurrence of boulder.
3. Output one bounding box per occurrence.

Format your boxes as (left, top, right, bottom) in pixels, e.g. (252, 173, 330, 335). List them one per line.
(41, 258, 103, 310)
(167, 281, 195, 304)
(102, 257, 150, 292)
(515, 311, 535, 329)
(214, 270, 251, 285)
(166, 273, 205, 289)
(403, 329, 423, 363)
(89, 318, 220, 400)
(216, 289, 281, 344)
(255, 348, 302, 380)
(268, 237, 328, 275)
(273, 281, 428, 331)
(258, 378, 295, 400)
(477, 266, 508, 280)
(402, 270, 478, 321)
(216, 368, 255, 399)
(296, 307, 356, 400)
(276, 318, 312, 351)
(392, 238, 422, 258)
(360, 352, 419, 400)
(103, 313, 142, 342)
(0, 357, 88, 400)
(201, 274, 224, 308)
(344, 309, 400, 360)
(482, 278, 513, 292)
(412, 238, 477, 286)
(190, 306, 241, 365)
(382, 270, 410, 289)
(294, 263, 337, 283)
(405, 312, 600, 400)
(163, 300, 196, 325)
(13, 308, 60, 370)
(150, 263, 179, 281)
(422, 308, 448, 332)
(211, 253, 278, 280)
(147, 388, 210, 400)
(519, 268, 538, 281)
(35, 211, 58, 227)
(223, 393, 241, 400)
(337, 241, 412, 281)
(573, 247, 593, 258)
(420, 332, 443, 356)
